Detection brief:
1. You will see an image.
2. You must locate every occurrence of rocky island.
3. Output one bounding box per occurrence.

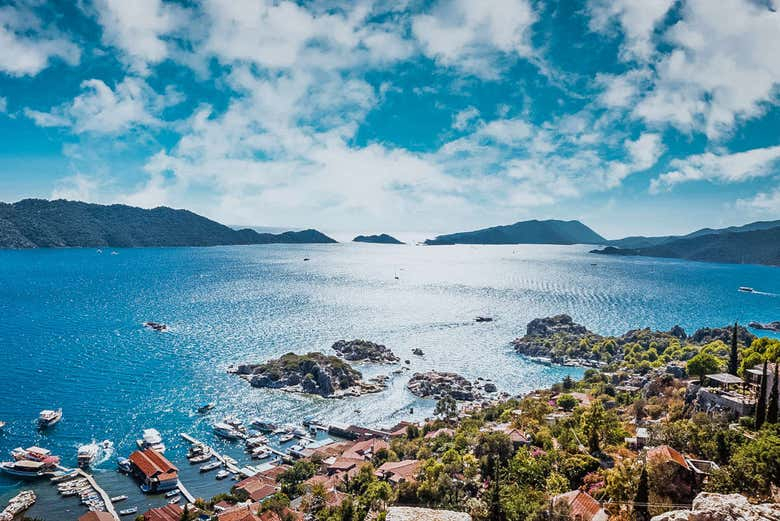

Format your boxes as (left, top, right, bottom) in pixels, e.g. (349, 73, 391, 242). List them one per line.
(233, 352, 386, 398)
(331, 339, 400, 363)
(407, 371, 498, 401)
(353, 233, 405, 244)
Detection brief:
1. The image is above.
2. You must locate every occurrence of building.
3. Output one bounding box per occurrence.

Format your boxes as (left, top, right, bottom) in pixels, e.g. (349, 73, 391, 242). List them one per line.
(625, 427, 649, 450)
(78, 513, 115, 521)
(143, 504, 184, 521)
(550, 490, 608, 521)
(386, 506, 472, 520)
(745, 362, 778, 402)
(341, 438, 389, 460)
(695, 373, 755, 417)
(129, 448, 179, 492)
(376, 459, 421, 484)
(234, 474, 280, 502)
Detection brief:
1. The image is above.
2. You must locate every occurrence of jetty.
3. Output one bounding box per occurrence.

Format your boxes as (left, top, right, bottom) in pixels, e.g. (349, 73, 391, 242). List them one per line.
(176, 480, 196, 504)
(180, 433, 241, 474)
(75, 469, 119, 521)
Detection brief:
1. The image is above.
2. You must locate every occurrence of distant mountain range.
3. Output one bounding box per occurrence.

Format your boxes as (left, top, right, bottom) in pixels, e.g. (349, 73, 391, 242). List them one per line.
(353, 234, 404, 244)
(0, 199, 336, 248)
(424, 219, 605, 245)
(605, 220, 780, 249)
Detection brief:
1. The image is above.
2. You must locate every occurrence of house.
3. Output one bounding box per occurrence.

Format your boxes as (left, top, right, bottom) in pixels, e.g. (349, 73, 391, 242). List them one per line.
(129, 449, 179, 492)
(216, 504, 260, 521)
(376, 459, 421, 484)
(745, 362, 778, 402)
(646, 445, 695, 503)
(488, 423, 530, 447)
(326, 456, 365, 475)
(341, 438, 389, 460)
(78, 513, 115, 521)
(143, 504, 184, 521)
(550, 490, 608, 521)
(234, 474, 280, 502)
(625, 427, 649, 450)
(695, 373, 754, 417)
(424, 428, 455, 439)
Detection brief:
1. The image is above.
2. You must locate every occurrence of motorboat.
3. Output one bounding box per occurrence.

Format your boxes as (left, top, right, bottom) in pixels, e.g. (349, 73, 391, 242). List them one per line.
(251, 447, 270, 459)
(213, 422, 243, 440)
(110, 495, 128, 503)
(117, 457, 132, 472)
(77, 443, 100, 467)
(164, 489, 180, 498)
(137, 428, 166, 453)
(38, 409, 62, 429)
(168, 496, 181, 504)
(119, 507, 138, 516)
(0, 460, 48, 478)
(197, 402, 215, 413)
(0, 420, 5, 429)
(143, 321, 168, 332)
(223, 416, 246, 433)
(245, 435, 269, 448)
(215, 469, 230, 480)
(738, 286, 754, 293)
(199, 460, 221, 472)
(250, 419, 277, 432)
(279, 432, 295, 443)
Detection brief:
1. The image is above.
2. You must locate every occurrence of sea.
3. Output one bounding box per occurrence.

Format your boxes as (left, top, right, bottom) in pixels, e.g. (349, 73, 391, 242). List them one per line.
(0, 243, 777, 518)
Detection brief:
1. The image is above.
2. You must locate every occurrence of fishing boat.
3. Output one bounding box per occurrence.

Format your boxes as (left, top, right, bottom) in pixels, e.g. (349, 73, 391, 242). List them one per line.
(0, 460, 48, 478)
(215, 469, 230, 480)
(37, 409, 62, 429)
(200, 460, 222, 472)
(164, 489, 180, 498)
(213, 422, 243, 440)
(110, 495, 128, 503)
(119, 507, 138, 515)
(738, 286, 755, 292)
(137, 428, 166, 453)
(77, 442, 100, 467)
(197, 402, 215, 413)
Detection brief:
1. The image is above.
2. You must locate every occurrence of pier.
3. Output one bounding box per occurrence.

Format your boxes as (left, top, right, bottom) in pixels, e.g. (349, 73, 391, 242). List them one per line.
(75, 469, 119, 521)
(176, 480, 196, 504)
(180, 433, 241, 474)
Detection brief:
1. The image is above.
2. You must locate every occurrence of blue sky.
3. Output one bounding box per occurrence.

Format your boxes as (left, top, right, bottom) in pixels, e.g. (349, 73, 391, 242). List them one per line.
(0, 0, 779, 238)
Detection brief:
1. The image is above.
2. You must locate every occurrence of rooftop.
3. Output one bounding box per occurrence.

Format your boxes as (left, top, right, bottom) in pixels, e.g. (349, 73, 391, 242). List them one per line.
(705, 373, 744, 385)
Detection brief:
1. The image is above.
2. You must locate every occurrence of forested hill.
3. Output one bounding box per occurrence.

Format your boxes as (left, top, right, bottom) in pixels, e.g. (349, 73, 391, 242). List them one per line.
(0, 199, 336, 248)
(424, 219, 606, 245)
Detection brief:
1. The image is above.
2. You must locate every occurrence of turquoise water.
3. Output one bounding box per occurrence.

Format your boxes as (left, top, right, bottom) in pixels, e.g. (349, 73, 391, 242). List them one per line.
(0, 244, 778, 518)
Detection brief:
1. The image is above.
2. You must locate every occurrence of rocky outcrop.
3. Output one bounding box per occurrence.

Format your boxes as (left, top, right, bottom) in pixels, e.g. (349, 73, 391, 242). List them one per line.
(407, 372, 496, 401)
(331, 340, 400, 363)
(234, 352, 386, 398)
(650, 492, 780, 521)
(412, 348, 424, 356)
(690, 324, 756, 346)
(749, 321, 780, 332)
(512, 315, 602, 359)
(353, 233, 405, 244)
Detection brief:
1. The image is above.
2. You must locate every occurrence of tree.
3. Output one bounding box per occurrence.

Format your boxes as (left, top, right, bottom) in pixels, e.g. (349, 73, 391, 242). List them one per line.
(435, 396, 458, 421)
(633, 466, 649, 521)
(756, 360, 768, 430)
(728, 321, 739, 376)
(687, 352, 721, 383)
(563, 375, 574, 390)
(557, 393, 578, 411)
(581, 400, 609, 454)
(487, 458, 506, 521)
(767, 363, 778, 424)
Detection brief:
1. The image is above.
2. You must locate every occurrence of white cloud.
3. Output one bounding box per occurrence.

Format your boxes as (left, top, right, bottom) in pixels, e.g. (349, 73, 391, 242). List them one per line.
(92, 0, 188, 74)
(452, 107, 480, 131)
(736, 188, 780, 214)
(651, 145, 780, 193)
(0, 4, 80, 76)
(635, 0, 780, 138)
(51, 173, 102, 201)
(24, 77, 180, 134)
(412, 0, 537, 77)
(626, 133, 664, 171)
(588, 0, 675, 62)
(595, 69, 649, 108)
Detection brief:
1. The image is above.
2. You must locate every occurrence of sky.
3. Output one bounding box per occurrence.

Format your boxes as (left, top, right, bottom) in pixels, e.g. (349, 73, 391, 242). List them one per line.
(0, 0, 779, 238)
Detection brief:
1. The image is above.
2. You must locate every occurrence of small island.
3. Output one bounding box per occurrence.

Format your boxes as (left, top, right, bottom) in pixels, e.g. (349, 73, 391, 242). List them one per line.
(331, 339, 400, 363)
(353, 233, 405, 244)
(407, 371, 497, 401)
(233, 352, 386, 398)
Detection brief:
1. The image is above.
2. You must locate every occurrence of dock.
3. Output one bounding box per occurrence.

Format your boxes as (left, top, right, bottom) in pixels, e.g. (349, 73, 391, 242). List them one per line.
(75, 469, 119, 521)
(176, 480, 196, 504)
(180, 433, 241, 474)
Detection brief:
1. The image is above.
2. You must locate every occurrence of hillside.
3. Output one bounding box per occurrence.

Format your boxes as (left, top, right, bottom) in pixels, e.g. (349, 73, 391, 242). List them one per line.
(608, 220, 780, 249)
(424, 219, 605, 245)
(353, 233, 404, 244)
(0, 199, 337, 248)
(593, 226, 780, 266)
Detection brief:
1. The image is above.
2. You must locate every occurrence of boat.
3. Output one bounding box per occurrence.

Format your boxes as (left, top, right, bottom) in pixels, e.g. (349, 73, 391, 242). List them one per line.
(119, 507, 138, 515)
(164, 489, 180, 498)
(37, 408, 62, 429)
(117, 457, 132, 472)
(168, 496, 181, 504)
(137, 428, 166, 453)
(215, 469, 230, 480)
(251, 447, 270, 459)
(475, 316, 494, 323)
(77, 442, 100, 467)
(0, 421, 5, 429)
(200, 460, 222, 472)
(279, 432, 295, 443)
(249, 419, 277, 432)
(213, 422, 243, 440)
(738, 286, 755, 292)
(187, 444, 213, 463)
(303, 257, 310, 261)
(197, 402, 215, 413)
(1, 490, 36, 518)
(143, 321, 168, 332)
(0, 460, 48, 478)
(110, 495, 128, 503)
(224, 416, 246, 432)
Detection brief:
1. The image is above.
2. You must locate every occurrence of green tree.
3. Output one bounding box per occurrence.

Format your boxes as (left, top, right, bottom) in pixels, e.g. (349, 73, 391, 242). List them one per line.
(435, 396, 458, 421)
(633, 466, 649, 521)
(562, 375, 574, 390)
(687, 352, 722, 382)
(277, 460, 316, 497)
(756, 360, 768, 430)
(581, 400, 612, 454)
(556, 394, 578, 411)
(767, 363, 778, 424)
(728, 321, 739, 376)
(487, 459, 506, 521)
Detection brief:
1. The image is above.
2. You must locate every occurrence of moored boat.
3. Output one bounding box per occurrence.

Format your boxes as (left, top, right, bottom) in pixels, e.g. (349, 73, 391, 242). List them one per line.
(164, 488, 180, 498)
(250, 419, 277, 432)
(110, 495, 128, 503)
(215, 469, 230, 480)
(37, 409, 62, 429)
(119, 507, 138, 515)
(199, 460, 221, 472)
(213, 422, 243, 440)
(168, 495, 181, 504)
(0, 460, 48, 478)
(137, 428, 166, 453)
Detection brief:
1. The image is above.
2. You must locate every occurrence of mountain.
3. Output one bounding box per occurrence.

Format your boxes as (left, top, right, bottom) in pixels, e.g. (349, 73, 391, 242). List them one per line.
(0, 199, 337, 248)
(608, 220, 780, 249)
(593, 226, 780, 266)
(353, 233, 405, 244)
(424, 219, 606, 246)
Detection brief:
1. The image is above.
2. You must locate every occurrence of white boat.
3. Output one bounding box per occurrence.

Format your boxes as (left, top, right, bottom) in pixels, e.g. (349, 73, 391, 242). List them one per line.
(251, 447, 270, 459)
(250, 419, 277, 432)
(200, 460, 222, 472)
(213, 422, 243, 440)
(0, 460, 47, 478)
(137, 428, 166, 453)
(738, 286, 754, 293)
(110, 495, 128, 503)
(117, 457, 132, 472)
(119, 507, 138, 515)
(224, 416, 246, 433)
(168, 496, 181, 504)
(279, 433, 295, 443)
(77, 443, 100, 467)
(215, 469, 230, 480)
(164, 488, 180, 498)
(38, 409, 62, 429)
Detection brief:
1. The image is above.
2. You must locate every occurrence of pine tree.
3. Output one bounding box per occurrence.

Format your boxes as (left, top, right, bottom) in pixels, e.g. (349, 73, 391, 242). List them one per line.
(767, 363, 779, 424)
(755, 360, 768, 430)
(633, 466, 649, 521)
(488, 457, 505, 521)
(728, 321, 739, 376)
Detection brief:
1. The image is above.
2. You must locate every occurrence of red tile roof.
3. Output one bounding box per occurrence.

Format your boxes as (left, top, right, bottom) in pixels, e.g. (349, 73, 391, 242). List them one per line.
(342, 438, 389, 459)
(79, 513, 115, 521)
(648, 445, 690, 470)
(143, 504, 184, 521)
(235, 478, 278, 502)
(217, 505, 259, 521)
(377, 460, 421, 483)
(130, 449, 178, 480)
(552, 490, 607, 521)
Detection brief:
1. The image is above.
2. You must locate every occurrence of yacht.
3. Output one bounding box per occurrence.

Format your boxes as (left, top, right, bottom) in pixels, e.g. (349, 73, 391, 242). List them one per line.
(250, 419, 277, 432)
(0, 460, 48, 478)
(38, 409, 62, 429)
(738, 286, 754, 293)
(223, 416, 247, 433)
(215, 469, 230, 480)
(11, 447, 59, 466)
(77, 443, 100, 467)
(251, 447, 270, 459)
(199, 460, 221, 472)
(137, 428, 166, 453)
(213, 422, 243, 440)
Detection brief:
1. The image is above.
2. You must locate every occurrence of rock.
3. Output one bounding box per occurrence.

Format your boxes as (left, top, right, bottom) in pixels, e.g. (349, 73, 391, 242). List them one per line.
(235, 352, 386, 398)
(668, 325, 687, 340)
(483, 383, 497, 393)
(512, 315, 601, 359)
(525, 314, 590, 337)
(405, 359, 410, 364)
(412, 348, 424, 356)
(475, 316, 493, 323)
(407, 371, 487, 401)
(650, 492, 780, 521)
(690, 324, 756, 346)
(332, 339, 400, 363)
(749, 321, 780, 333)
